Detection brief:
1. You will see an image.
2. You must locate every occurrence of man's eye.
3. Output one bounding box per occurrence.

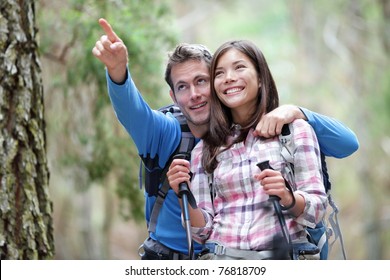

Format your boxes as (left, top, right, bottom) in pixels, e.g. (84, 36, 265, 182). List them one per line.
(177, 84, 187, 91)
(198, 78, 207, 85)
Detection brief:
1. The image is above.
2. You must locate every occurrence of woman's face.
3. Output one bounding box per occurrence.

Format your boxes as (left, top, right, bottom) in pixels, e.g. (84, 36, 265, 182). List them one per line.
(213, 48, 260, 119)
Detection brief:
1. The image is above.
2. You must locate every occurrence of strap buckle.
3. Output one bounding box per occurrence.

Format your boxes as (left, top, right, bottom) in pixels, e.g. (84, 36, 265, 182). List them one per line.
(138, 243, 146, 258)
(214, 244, 226, 255)
(206, 243, 226, 255)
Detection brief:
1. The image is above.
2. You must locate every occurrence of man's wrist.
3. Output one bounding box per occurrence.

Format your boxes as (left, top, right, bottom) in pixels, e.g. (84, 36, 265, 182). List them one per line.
(296, 106, 308, 121)
(108, 66, 127, 85)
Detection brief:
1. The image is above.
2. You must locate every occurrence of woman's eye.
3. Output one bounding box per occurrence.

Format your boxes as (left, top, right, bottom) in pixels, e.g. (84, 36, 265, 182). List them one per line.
(215, 71, 223, 77)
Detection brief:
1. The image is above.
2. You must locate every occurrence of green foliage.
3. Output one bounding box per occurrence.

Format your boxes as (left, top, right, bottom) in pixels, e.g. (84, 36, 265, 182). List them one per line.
(37, 0, 178, 222)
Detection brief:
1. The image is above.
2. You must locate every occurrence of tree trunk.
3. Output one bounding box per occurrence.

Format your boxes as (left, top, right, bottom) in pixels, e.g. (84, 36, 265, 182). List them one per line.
(0, 0, 54, 259)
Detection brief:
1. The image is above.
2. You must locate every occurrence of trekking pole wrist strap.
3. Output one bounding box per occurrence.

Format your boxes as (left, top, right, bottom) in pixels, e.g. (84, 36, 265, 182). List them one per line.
(280, 180, 296, 211)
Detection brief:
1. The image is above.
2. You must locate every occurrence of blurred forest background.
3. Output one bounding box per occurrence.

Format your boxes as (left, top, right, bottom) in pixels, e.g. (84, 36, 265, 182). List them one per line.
(22, 0, 390, 259)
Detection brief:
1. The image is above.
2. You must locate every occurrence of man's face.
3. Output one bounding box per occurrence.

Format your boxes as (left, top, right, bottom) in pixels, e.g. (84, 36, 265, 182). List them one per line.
(170, 60, 211, 132)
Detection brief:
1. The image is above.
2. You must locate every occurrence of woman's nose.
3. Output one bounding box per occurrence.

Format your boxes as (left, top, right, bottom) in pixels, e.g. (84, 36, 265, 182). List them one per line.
(225, 70, 236, 83)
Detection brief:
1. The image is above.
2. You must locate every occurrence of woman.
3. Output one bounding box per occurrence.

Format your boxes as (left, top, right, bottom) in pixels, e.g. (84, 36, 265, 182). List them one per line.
(167, 40, 327, 260)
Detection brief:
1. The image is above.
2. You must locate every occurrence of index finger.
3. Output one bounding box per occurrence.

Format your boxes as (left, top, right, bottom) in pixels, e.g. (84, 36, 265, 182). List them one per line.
(98, 18, 120, 43)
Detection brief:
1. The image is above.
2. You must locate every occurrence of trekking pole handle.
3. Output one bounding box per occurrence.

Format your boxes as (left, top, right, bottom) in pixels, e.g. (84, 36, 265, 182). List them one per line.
(256, 160, 280, 202)
(257, 160, 296, 210)
(173, 153, 191, 197)
(172, 153, 197, 209)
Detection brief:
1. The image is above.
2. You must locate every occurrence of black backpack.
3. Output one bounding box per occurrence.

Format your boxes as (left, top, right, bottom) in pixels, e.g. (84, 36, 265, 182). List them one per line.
(139, 104, 196, 233)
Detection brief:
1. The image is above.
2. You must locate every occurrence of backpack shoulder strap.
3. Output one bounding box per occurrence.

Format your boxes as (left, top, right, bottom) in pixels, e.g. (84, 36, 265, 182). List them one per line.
(147, 105, 196, 233)
(318, 152, 347, 258)
(278, 123, 296, 190)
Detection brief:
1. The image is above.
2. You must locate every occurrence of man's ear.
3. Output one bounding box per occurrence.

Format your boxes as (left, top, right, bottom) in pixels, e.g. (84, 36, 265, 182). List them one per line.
(169, 90, 177, 104)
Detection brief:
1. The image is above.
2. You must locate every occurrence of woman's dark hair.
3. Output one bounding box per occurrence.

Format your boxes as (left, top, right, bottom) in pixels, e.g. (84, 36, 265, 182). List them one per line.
(202, 40, 279, 173)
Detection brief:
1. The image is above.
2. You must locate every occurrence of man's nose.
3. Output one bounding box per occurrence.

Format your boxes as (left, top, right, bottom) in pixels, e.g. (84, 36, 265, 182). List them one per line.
(189, 86, 201, 98)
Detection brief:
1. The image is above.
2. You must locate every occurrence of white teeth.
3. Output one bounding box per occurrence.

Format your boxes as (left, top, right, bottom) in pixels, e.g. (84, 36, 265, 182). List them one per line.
(192, 102, 206, 109)
(226, 88, 242, 94)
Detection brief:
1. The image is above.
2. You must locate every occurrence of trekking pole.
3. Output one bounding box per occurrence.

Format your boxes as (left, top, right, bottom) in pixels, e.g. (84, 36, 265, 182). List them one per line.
(257, 160, 292, 259)
(173, 153, 197, 260)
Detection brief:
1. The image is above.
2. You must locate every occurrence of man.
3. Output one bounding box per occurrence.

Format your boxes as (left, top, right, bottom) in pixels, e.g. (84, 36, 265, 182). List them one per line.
(92, 18, 359, 260)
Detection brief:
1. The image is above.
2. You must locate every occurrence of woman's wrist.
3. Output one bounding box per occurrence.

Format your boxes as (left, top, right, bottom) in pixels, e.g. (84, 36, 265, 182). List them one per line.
(280, 191, 296, 211)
